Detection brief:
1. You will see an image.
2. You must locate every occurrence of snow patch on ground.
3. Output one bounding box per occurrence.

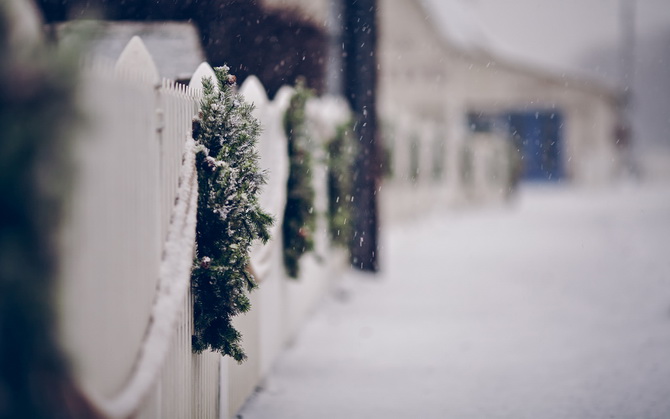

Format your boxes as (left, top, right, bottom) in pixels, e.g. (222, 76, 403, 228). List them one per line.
(239, 180, 670, 419)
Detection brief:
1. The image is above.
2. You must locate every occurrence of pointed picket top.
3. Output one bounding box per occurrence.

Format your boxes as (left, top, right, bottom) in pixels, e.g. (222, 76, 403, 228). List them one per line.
(239, 75, 268, 107)
(306, 95, 352, 143)
(114, 36, 159, 84)
(188, 62, 218, 93)
(273, 85, 296, 112)
(6, 0, 44, 48)
(308, 95, 350, 126)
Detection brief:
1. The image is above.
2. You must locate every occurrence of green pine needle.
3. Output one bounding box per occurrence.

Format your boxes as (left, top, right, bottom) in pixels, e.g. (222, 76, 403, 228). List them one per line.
(282, 79, 316, 279)
(191, 66, 273, 362)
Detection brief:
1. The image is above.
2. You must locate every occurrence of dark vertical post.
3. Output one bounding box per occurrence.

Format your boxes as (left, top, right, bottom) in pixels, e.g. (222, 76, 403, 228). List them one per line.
(326, 0, 345, 95)
(344, 0, 379, 272)
(618, 0, 636, 174)
(619, 0, 636, 102)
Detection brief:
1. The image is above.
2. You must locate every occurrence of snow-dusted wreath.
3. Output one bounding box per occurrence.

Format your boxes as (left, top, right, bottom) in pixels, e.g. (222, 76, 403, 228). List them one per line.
(326, 120, 356, 250)
(282, 79, 316, 278)
(191, 66, 273, 362)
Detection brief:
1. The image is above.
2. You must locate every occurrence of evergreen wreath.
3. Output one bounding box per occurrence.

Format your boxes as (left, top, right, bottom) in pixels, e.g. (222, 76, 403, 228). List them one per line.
(326, 121, 356, 250)
(191, 66, 273, 362)
(282, 79, 316, 278)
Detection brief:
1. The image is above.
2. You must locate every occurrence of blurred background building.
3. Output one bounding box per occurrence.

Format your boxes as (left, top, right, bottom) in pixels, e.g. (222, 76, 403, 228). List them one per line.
(265, 0, 627, 185)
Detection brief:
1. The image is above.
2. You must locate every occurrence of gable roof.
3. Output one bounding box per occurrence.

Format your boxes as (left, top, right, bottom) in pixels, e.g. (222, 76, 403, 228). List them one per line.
(418, 0, 621, 102)
(419, 0, 494, 55)
(56, 21, 206, 81)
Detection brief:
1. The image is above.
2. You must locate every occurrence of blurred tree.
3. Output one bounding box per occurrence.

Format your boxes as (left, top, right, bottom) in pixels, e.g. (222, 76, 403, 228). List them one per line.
(35, 0, 328, 97)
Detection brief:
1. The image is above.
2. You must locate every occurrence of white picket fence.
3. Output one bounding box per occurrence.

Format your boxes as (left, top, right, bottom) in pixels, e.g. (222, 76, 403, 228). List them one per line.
(57, 33, 511, 419)
(380, 111, 513, 223)
(58, 36, 350, 419)
(58, 36, 218, 419)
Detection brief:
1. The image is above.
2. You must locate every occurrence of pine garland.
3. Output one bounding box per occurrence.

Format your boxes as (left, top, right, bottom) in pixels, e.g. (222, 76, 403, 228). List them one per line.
(191, 66, 273, 362)
(326, 121, 356, 250)
(409, 133, 421, 183)
(380, 121, 396, 179)
(282, 80, 316, 278)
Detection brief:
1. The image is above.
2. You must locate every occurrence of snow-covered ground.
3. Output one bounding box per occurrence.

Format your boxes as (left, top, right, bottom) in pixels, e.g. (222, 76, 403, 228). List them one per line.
(239, 180, 670, 419)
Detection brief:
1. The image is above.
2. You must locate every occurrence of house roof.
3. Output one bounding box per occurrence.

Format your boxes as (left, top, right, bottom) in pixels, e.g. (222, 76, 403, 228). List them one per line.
(419, 0, 621, 102)
(56, 21, 206, 81)
(419, 0, 495, 56)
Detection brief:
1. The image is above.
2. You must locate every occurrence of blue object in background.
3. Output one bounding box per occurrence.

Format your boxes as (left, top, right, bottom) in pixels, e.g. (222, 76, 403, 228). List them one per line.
(507, 111, 563, 181)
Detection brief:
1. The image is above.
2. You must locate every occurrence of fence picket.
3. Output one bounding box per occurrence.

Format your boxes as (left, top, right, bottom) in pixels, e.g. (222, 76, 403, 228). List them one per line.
(114, 36, 160, 85)
(189, 61, 218, 93)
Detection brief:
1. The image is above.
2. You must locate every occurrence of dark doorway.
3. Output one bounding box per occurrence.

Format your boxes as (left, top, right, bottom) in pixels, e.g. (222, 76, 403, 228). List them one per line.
(508, 112, 563, 181)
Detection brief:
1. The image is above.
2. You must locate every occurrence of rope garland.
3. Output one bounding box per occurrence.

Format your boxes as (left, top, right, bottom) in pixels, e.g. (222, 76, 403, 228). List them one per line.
(82, 136, 198, 418)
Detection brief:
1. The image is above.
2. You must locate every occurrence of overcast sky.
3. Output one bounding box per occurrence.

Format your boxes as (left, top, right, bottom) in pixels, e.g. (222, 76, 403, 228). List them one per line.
(466, 0, 670, 83)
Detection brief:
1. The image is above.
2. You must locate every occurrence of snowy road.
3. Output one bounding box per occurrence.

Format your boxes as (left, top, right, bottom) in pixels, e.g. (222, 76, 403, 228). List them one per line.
(239, 182, 670, 419)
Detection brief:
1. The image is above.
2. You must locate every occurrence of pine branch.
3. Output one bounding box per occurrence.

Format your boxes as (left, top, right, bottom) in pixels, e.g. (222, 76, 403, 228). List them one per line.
(282, 79, 316, 279)
(326, 120, 356, 250)
(191, 66, 273, 362)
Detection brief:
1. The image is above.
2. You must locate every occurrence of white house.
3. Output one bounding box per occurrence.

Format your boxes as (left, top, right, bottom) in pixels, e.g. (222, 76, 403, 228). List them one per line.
(263, 0, 624, 189)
